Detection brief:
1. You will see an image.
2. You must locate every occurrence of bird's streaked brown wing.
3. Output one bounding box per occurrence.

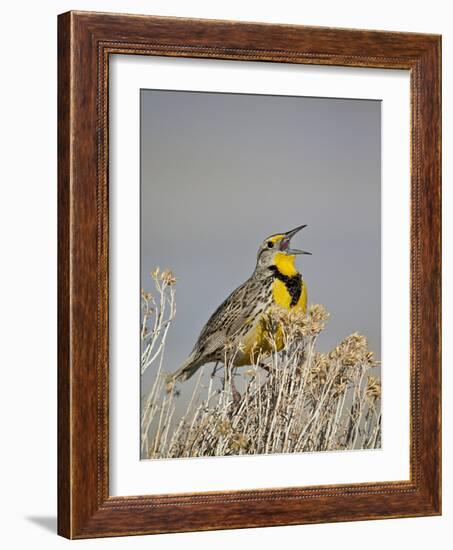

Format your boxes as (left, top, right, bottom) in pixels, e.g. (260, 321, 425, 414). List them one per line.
(192, 275, 271, 360)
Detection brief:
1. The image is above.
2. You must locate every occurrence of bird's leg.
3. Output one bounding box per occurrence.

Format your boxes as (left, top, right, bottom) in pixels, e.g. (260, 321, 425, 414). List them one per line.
(281, 349, 288, 364)
(230, 367, 242, 405)
(211, 361, 221, 378)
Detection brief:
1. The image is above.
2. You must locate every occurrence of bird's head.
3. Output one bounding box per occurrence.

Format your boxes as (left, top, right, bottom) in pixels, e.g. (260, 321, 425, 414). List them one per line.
(256, 224, 311, 273)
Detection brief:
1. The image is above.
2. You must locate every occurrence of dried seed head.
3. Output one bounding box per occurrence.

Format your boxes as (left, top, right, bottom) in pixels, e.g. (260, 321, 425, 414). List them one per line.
(329, 332, 372, 368)
(366, 376, 382, 402)
(230, 433, 248, 452)
(333, 374, 348, 396)
(141, 288, 153, 301)
(236, 342, 246, 353)
(309, 304, 330, 323)
(314, 352, 329, 371)
(310, 353, 329, 387)
(161, 269, 177, 285)
(216, 420, 232, 436)
(264, 303, 330, 339)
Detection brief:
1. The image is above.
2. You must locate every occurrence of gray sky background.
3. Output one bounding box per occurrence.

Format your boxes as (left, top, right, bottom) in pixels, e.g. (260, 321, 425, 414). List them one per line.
(140, 89, 381, 420)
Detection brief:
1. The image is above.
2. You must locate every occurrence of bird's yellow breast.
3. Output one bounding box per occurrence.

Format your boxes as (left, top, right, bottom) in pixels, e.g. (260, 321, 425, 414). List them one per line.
(272, 278, 307, 312)
(236, 254, 307, 366)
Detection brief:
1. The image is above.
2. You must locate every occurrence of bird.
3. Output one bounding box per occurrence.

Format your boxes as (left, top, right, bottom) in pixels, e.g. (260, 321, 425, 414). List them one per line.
(166, 224, 311, 389)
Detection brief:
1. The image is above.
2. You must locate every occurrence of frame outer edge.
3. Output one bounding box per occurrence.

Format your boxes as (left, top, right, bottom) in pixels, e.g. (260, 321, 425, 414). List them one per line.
(435, 35, 442, 515)
(57, 11, 73, 539)
(409, 37, 442, 515)
(423, 36, 442, 515)
(57, 10, 442, 538)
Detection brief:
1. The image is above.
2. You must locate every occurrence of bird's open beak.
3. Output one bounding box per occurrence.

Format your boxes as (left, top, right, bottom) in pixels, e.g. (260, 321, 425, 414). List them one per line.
(280, 224, 311, 255)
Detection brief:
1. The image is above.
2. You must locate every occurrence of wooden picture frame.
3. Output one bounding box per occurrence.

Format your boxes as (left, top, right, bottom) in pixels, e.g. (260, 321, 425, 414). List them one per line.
(58, 11, 441, 539)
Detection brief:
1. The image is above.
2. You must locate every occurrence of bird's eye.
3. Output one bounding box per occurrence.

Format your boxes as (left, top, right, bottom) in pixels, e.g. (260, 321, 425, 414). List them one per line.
(267, 241, 274, 249)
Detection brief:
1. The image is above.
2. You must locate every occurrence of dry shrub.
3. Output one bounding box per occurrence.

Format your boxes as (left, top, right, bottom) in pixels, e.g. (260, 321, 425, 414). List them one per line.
(141, 269, 381, 459)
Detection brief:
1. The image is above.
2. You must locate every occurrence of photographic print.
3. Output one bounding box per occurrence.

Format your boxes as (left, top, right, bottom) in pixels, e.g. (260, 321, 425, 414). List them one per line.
(140, 89, 382, 460)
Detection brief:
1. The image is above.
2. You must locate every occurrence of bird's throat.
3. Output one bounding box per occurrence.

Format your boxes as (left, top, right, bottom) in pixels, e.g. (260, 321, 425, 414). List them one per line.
(273, 252, 298, 277)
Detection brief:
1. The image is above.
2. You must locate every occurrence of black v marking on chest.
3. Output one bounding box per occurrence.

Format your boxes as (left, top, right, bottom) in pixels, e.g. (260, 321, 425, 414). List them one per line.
(268, 266, 303, 307)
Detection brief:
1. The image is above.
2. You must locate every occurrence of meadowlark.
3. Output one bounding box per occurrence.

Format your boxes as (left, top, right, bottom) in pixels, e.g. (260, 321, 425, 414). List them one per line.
(166, 224, 311, 388)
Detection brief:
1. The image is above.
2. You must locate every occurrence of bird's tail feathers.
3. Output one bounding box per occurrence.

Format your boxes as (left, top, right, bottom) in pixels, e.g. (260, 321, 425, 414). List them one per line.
(165, 352, 203, 393)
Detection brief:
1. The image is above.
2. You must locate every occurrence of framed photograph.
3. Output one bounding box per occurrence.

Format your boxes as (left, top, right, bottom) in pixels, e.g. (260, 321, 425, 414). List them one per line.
(58, 11, 441, 538)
